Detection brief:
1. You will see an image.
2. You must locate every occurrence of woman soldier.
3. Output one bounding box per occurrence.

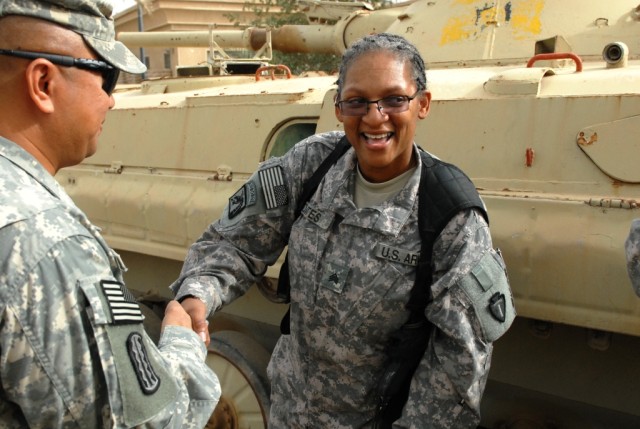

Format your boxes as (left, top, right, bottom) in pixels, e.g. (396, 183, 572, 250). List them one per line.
(173, 33, 514, 428)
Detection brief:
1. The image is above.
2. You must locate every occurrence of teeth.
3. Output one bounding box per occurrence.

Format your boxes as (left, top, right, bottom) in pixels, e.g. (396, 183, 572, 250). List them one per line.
(363, 132, 391, 140)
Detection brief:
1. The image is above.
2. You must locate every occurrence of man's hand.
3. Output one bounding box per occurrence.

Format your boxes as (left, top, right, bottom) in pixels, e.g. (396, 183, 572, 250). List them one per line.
(162, 300, 210, 345)
(161, 300, 193, 330)
(177, 297, 210, 346)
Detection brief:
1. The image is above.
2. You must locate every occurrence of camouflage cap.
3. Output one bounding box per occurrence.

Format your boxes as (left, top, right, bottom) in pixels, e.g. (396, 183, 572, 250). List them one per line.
(0, 0, 146, 74)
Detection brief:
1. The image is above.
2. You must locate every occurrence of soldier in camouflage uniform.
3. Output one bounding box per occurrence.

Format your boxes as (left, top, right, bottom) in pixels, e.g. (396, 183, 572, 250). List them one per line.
(625, 219, 640, 296)
(173, 34, 514, 428)
(0, 0, 220, 427)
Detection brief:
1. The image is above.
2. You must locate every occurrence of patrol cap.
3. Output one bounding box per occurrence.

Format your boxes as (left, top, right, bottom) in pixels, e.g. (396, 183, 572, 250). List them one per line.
(0, 0, 146, 74)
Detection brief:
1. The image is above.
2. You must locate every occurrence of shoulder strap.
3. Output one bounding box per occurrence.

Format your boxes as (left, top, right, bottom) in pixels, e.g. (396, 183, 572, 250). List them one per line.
(277, 136, 350, 333)
(294, 136, 351, 218)
(375, 150, 487, 426)
(407, 149, 487, 317)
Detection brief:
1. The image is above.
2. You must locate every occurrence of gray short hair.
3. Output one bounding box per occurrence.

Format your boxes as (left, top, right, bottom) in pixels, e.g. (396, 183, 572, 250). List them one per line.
(336, 33, 427, 99)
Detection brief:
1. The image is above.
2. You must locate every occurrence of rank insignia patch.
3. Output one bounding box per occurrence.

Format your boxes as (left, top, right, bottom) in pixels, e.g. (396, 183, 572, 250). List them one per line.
(321, 263, 349, 293)
(127, 332, 161, 394)
(228, 182, 257, 219)
(100, 280, 144, 324)
(259, 166, 289, 210)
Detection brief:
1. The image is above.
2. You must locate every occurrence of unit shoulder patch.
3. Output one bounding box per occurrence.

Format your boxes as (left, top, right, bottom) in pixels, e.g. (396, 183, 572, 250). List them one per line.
(458, 250, 515, 343)
(228, 182, 258, 219)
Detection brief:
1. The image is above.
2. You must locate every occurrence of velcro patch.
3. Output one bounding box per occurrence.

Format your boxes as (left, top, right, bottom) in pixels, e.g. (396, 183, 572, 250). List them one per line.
(101, 280, 144, 324)
(259, 166, 289, 210)
(301, 203, 334, 229)
(320, 262, 349, 293)
(228, 182, 257, 219)
(458, 250, 515, 342)
(374, 243, 420, 266)
(127, 332, 161, 395)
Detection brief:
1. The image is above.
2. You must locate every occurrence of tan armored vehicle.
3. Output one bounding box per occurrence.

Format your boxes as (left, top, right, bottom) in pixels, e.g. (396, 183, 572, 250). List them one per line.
(56, 0, 640, 427)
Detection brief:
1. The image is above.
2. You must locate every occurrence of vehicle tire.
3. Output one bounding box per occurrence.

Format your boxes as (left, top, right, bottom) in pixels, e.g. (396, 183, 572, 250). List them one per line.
(205, 330, 271, 429)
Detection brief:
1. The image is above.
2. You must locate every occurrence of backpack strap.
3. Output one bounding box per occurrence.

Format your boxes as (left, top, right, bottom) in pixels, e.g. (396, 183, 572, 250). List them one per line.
(407, 149, 488, 317)
(277, 136, 351, 334)
(374, 149, 487, 427)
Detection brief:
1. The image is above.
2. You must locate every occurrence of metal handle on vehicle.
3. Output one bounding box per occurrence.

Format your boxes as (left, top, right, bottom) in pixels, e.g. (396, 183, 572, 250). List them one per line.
(255, 64, 292, 81)
(526, 52, 583, 72)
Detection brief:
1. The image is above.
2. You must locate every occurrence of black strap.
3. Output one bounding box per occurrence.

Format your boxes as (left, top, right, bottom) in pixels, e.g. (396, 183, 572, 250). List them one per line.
(277, 137, 351, 333)
(374, 149, 487, 426)
(374, 151, 436, 426)
(408, 149, 489, 315)
(296, 137, 351, 218)
(374, 151, 434, 426)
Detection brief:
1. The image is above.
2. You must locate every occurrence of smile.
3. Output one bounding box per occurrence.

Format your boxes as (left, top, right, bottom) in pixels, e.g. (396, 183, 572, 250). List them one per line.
(363, 132, 392, 140)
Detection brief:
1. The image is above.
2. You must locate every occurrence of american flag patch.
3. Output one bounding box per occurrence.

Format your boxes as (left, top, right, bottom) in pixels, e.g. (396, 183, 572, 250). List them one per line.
(101, 280, 144, 324)
(259, 166, 289, 210)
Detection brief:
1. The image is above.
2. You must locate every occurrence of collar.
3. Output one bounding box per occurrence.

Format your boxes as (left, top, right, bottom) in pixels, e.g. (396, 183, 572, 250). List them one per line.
(0, 136, 74, 206)
(317, 142, 422, 237)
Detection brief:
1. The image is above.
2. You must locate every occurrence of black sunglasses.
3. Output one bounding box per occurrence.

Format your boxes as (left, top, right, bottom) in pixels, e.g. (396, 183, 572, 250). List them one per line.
(0, 49, 120, 95)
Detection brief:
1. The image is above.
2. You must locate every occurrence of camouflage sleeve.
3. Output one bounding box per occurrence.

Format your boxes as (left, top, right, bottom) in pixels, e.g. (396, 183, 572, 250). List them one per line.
(0, 231, 115, 428)
(0, 228, 219, 428)
(625, 218, 640, 297)
(171, 131, 344, 316)
(395, 209, 497, 428)
(169, 162, 293, 315)
(154, 325, 222, 428)
(0, 299, 103, 428)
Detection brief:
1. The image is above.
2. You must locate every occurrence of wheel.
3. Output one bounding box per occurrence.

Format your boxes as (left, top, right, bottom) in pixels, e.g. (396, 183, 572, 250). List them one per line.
(205, 331, 271, 429)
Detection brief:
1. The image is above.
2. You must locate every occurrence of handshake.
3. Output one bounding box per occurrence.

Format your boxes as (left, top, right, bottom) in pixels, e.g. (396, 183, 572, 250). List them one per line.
(163, 298, 210, 345)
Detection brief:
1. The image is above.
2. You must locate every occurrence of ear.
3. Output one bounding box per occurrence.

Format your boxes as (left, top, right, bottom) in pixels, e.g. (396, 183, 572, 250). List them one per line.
(24, 59, 56, 114)
(417, 90, 431, 120)
(334, 93, 345, 123)
(335, 104, 345, 123)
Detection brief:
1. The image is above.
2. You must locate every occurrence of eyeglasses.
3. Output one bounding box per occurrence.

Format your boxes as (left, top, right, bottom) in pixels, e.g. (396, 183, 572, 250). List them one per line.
(0, 49, 120, 95)
(335, 91, 421, 116)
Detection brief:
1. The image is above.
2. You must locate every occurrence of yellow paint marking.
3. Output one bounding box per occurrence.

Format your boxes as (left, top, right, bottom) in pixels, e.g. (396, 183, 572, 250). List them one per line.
(440, 0, 544, 45)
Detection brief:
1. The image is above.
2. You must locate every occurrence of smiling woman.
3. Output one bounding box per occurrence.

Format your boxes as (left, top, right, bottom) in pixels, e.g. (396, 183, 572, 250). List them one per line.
(334, 50, 430, 184)
(170, 32, 514, 429)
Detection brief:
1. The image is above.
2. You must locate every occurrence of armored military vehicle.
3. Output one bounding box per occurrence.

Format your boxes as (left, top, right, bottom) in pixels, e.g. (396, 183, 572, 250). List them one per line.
(56, 0, 640, 427)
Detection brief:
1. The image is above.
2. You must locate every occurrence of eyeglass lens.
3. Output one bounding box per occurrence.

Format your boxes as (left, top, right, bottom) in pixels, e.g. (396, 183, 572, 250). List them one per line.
(100, 68, 120, 95)
(69, 58, 120, 96)
(338, 94, 417, 116)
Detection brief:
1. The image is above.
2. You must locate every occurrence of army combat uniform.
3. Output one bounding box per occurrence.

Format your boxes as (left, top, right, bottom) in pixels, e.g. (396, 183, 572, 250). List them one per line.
(0, 137, 221, 428)
(172, 131, 514, 428)
(625, 218, 640, 296)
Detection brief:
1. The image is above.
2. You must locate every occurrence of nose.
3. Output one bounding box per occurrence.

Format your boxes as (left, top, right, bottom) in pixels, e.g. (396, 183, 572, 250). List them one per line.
(370, 100, 384, 112)
(363, 101, 388, 121)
